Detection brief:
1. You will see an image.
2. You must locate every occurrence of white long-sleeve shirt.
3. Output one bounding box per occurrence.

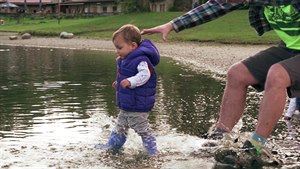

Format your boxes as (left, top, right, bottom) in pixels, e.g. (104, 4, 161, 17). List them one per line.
(127, 61, 150, 88)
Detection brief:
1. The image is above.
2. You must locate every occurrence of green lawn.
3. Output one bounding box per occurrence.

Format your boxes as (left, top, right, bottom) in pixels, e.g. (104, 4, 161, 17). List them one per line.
(0, 11, 280, 44)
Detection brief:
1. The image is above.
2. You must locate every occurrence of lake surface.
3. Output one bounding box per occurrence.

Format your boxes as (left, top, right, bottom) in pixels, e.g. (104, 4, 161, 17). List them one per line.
(0, 45, 299, 169)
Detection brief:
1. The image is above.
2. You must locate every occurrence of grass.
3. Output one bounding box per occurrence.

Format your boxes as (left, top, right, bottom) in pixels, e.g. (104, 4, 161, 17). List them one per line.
(0, 10, 280, 44)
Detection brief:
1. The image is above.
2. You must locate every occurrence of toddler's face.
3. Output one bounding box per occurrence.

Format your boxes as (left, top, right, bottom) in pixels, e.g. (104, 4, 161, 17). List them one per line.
(113, 35, 137, 59)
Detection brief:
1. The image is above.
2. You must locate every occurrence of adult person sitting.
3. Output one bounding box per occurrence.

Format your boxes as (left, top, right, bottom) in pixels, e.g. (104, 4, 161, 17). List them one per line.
(141, 0, 300, 167)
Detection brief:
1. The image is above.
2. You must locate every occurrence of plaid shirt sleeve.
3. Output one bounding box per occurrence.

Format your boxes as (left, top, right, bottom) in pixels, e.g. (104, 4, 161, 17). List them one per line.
(171, 0, 245, 32)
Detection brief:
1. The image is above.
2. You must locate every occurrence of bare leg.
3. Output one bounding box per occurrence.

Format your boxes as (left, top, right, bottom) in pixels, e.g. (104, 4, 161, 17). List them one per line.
(216, 62, 258, 131)
(256, 64, 290, 138)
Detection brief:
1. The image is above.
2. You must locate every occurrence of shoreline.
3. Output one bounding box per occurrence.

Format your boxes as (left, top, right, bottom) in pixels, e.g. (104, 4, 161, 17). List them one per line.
(0, 32, 271, 76)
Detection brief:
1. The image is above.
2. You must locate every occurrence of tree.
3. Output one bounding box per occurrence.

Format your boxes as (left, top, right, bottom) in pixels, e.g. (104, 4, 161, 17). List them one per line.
(170, 0, 192, 11)
(117, 0, 150, 13)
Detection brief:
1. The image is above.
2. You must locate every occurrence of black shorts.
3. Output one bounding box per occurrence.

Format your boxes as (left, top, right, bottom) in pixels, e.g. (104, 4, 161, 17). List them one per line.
(242, 45, 300, 98)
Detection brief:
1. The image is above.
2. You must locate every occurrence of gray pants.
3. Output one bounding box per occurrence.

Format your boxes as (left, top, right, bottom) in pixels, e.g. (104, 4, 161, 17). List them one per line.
(115, 109, 152, 137)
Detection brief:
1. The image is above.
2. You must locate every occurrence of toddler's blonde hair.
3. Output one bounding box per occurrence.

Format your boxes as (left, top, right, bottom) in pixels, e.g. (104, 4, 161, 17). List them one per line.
(112, 24, 141, 45)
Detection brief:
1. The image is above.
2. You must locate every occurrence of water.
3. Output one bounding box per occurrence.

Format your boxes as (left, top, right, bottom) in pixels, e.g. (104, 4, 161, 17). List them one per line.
(0, 45, 299, 169)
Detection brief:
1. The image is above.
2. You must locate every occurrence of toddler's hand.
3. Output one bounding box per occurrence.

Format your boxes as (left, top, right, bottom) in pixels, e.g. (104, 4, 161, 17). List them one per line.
(112, 81, 117, 89)
(120, 79, 131, 88)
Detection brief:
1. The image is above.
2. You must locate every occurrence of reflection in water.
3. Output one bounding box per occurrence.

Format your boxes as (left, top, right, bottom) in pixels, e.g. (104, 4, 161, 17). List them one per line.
(0, 46, 116, 141)
(0, 45, 299, 168)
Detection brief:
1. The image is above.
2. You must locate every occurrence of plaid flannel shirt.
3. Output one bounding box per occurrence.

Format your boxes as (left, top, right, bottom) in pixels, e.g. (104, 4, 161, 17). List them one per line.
(171, 0, 300, 36)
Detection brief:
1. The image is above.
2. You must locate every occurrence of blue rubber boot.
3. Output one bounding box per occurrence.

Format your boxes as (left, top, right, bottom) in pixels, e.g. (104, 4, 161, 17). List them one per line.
(142, 135, 158, 155)
(95, 131, 127, 154)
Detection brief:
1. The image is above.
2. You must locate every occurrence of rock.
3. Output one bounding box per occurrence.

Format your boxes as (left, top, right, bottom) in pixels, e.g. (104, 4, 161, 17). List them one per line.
(214, 162, 236, 169)
(214, 148, 237, 163)
(21, 33, 31, 39)
(202, 141, 218, 147)
(60, 32, 74, 39)
(9, 36, 18, 40)
(60, 32, 67, 38)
